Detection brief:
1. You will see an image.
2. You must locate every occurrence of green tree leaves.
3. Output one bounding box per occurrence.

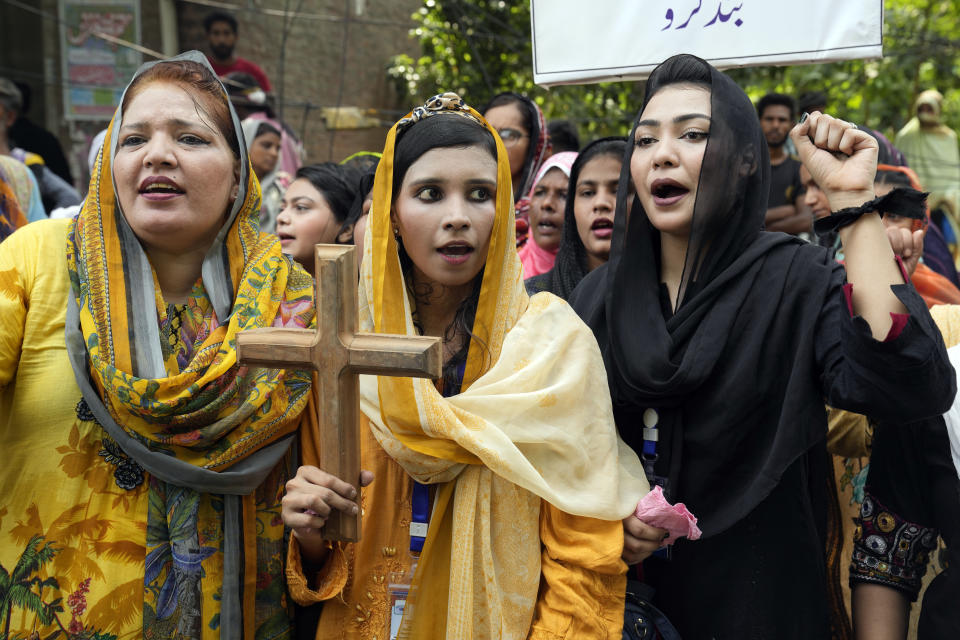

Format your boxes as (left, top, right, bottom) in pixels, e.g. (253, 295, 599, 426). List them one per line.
(390, 0, 960, 140)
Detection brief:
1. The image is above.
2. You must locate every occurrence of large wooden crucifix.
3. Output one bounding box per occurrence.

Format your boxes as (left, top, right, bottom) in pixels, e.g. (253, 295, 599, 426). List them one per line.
(237, 245, 441, 542)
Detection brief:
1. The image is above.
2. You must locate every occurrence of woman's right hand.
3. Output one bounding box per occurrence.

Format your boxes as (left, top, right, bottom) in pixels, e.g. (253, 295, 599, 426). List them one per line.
(622, 515, 668, 565)
(282, 466, 374, 562)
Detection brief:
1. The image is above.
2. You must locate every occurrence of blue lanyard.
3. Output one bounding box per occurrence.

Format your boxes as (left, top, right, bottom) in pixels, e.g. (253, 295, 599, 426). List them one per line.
(641, 408, 660, 483)
(410, 482, 430, 553)
(642, 407, 673, 560)
(409, 360, 466, 553)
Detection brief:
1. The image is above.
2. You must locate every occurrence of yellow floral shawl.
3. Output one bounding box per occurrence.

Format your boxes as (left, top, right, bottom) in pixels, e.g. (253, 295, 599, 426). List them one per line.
(358, 98, 648, 638)
(63, 51, 313, 637)
(68, 126, 311, 467)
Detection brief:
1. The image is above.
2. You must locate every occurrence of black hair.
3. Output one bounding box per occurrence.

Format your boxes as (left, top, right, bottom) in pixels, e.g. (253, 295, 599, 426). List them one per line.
(392, 114, 497, 199)
(340, 151, 381, 175)
(204, 11, 238, 34)
(547, 120, 580, 153)
(481, 93, 534, 137)
(875, 169, 913, 189)
(254, 122, 280, 139)
(482, 92, 542, 199)
(294, 163, 357, 225)
(576, 138, 628, 182)
(339, 165, 378, 243)
(797, 91, 827, 115)
(14, 81, 30, 113)
(756, 93, 796, 120)
(644, 55, 712, 102)
(529, 137, 626, 299)
(568, 137, 629, 270)
(392, 114, 497, 385)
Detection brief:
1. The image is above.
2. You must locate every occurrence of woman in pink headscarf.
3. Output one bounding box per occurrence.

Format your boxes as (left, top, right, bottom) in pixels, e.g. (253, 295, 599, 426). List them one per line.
(517, 151, 577, 278)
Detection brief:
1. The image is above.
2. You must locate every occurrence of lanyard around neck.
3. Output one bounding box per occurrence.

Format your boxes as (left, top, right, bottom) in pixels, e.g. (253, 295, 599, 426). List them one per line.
(409, 360, 466, 553)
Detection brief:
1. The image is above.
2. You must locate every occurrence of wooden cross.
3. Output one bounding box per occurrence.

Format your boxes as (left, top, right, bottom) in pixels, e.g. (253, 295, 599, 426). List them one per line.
(237, 245, 441, 542)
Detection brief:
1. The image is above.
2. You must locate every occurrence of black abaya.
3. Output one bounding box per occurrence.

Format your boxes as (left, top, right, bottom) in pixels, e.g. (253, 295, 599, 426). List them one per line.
(569, 55, 956, 639)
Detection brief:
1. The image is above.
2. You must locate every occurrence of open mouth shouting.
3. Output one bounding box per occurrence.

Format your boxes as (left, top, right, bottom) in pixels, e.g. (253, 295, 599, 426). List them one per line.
(591, 217, 613, 240)
(437, 241, 476, 265)
(139, 175, 185, 201)
(650, 178, 690, 207)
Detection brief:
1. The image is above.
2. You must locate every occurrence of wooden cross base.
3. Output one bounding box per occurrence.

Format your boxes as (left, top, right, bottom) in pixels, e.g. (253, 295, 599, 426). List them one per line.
(237, 245, 441, 542)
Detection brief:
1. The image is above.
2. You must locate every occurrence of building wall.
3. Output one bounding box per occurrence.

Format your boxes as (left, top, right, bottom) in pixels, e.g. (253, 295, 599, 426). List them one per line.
(0, 0, 166, 190)
(1, 0, 421, 190)
(176, 0, 421, 164)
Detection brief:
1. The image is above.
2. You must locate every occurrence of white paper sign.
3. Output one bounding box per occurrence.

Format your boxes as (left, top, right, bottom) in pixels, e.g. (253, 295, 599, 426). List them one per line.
(531, 0, 883, 86)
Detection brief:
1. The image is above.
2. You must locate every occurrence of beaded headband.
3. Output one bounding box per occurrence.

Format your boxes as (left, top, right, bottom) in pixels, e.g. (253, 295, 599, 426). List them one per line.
(395, 92, 484, 134)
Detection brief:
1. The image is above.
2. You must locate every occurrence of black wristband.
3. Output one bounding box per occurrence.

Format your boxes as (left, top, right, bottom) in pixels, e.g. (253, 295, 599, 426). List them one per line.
(814, 187, 928, 234)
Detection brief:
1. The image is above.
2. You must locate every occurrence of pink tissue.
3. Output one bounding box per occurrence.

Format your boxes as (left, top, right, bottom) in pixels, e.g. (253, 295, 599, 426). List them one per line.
(634, 485, 702, 546)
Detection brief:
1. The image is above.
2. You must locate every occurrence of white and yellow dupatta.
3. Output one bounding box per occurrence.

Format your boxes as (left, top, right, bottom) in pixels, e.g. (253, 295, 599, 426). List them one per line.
(358, 95, 648, 638)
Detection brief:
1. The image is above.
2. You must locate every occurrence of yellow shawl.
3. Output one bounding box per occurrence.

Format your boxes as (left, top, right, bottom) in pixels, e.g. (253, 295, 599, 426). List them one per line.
(64, 51, 313, 636)
(358, 95, 648, 638)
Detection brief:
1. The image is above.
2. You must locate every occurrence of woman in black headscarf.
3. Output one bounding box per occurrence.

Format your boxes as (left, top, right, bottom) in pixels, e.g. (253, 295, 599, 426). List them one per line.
(526, 137, 626, 299)
(570, 54, 955, 638)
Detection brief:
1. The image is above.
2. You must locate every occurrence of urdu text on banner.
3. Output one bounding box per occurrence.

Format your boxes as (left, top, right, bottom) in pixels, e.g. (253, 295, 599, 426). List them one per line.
(531, 0, 883, 87)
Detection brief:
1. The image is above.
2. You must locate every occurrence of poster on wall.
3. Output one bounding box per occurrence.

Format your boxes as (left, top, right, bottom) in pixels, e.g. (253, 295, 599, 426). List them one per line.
(60, 0, 141, 120)
(531, 0, 883, 86)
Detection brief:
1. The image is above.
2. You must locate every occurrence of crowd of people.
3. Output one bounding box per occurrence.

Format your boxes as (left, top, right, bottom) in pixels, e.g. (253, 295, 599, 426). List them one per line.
(1, 9, 959, 640)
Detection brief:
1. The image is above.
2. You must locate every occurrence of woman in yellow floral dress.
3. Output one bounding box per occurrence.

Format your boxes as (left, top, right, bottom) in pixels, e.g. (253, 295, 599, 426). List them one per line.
(0, 51, 314, 639)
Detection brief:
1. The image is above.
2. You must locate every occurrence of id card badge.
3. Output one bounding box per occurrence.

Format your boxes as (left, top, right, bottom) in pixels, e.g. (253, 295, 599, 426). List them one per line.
(388, 562, 417, 640)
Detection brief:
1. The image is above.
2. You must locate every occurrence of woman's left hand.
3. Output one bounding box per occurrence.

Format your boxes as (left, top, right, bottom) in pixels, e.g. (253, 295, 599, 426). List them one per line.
(622, 515, 668, 565)
(790, 112, 879, 211)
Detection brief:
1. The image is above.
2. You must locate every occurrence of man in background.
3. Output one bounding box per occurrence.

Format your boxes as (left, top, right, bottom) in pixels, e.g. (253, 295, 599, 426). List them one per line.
(758, 93, 810, 236)
(895, 89, 960, 223)
(204, 11, 272, 93)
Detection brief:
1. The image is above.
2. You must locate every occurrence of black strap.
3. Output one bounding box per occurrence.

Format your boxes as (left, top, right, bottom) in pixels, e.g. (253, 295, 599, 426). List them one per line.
(813, 187, 928, 234)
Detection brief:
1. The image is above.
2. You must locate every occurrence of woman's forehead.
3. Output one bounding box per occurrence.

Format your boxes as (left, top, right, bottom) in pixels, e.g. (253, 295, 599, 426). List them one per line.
(639, 84, 711, 123)
(484, 103, 525, 128)
(537, 167, 568, 186)
(405, 145, 497, 180)
(122, 83, 217, 130)
(578, 154, 621, 182)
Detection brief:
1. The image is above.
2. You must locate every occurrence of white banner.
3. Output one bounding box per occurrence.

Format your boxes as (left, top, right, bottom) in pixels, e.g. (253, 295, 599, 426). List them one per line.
(531, 0, 883, 86)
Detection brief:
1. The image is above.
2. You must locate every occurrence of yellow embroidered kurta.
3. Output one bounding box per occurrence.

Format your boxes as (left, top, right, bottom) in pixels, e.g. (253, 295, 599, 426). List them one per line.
(286, 415, 629, 640)
(0, 220, 303, 638)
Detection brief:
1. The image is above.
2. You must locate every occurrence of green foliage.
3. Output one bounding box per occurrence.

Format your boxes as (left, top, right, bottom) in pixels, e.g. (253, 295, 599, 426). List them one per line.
(0, 535, 63, 634)
(389, 0, 960, 141)
(729, 0, 960, 138)
(388, 0, 643, 137)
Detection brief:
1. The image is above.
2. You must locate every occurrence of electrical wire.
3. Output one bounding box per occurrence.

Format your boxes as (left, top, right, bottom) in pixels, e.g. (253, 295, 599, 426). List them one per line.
(4, 0, 165, 59)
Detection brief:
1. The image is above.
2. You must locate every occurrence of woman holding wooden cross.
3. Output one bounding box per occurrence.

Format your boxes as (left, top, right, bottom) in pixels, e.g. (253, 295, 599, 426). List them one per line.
(282, 93, 655, 639)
